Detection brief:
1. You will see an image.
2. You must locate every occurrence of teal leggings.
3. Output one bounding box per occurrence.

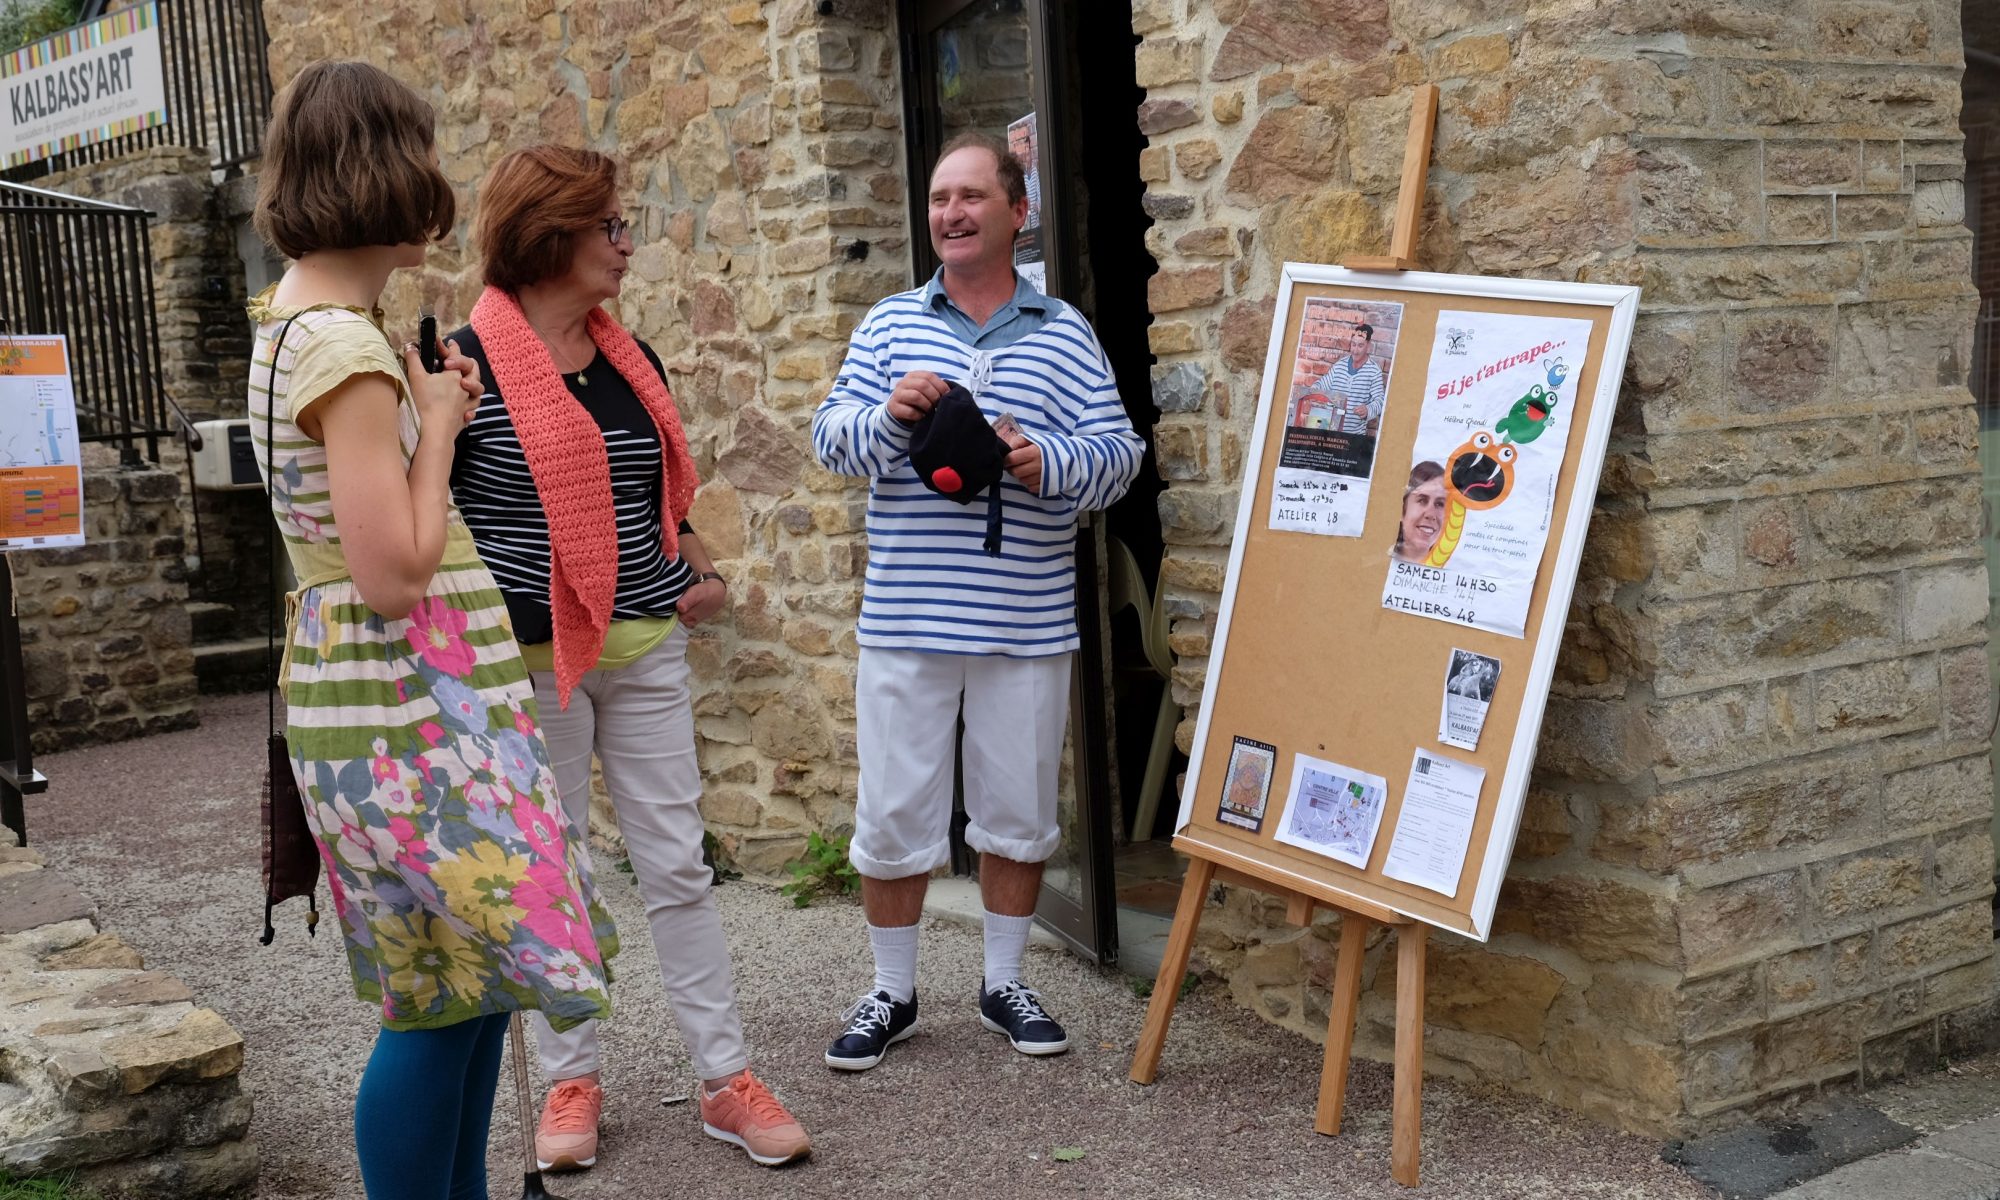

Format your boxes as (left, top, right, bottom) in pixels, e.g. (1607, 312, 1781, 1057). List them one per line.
(355, 1012, 511, 1200)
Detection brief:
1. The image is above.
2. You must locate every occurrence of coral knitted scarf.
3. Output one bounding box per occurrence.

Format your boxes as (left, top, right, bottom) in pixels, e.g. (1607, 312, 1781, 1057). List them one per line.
(469, 285, 699, 708)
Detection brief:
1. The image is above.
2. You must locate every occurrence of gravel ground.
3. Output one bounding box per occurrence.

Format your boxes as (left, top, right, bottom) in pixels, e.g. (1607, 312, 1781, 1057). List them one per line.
(27, 694, 1715, 1199)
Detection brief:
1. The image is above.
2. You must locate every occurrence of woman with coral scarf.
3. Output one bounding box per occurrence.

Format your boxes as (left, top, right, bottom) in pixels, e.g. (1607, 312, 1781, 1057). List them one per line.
(448, 145, 811, 1172)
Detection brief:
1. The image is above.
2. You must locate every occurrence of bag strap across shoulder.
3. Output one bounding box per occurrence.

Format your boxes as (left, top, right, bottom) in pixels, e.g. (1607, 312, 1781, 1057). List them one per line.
(265, 315, 300, 739)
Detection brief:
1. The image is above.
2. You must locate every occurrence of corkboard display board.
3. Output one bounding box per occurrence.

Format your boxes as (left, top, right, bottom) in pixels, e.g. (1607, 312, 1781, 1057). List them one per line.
(1174, 265, 1640, 939)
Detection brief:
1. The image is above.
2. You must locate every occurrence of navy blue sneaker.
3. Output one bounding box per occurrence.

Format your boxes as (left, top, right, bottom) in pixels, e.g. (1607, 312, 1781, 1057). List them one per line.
(825, 989, 918, 1071)
(979, 981, 1070, 1056)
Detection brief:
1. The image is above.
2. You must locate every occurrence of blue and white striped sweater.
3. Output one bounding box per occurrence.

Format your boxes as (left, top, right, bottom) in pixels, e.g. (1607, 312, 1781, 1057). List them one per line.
(812, 288, 1144, 656)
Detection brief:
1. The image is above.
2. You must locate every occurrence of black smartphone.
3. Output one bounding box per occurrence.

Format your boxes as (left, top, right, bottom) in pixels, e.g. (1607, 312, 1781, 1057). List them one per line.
(417, 313, 442, 374)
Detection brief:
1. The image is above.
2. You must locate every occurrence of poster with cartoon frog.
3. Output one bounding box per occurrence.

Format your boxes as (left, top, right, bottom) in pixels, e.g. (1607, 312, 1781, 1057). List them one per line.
(1380, 310, 1592, 638)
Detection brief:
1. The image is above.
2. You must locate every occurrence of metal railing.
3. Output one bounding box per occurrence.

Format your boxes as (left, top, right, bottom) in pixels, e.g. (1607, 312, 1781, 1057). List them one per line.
(3, 0, 273, 180)
(0, 179, 199, 463)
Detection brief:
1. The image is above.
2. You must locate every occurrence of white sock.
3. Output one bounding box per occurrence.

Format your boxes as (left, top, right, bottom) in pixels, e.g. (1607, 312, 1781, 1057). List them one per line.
(983, 910, 1034, 994)
(868, 922, 920, 1003)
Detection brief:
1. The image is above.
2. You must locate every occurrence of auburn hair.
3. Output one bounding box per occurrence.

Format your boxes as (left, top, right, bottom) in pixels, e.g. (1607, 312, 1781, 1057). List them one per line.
(474, 145, 621, 292)
(253, 61, 455, 259)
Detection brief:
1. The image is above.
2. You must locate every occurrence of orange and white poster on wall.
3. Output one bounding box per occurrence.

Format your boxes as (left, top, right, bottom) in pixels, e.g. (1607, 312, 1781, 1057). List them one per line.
(0, 335, 84, 549)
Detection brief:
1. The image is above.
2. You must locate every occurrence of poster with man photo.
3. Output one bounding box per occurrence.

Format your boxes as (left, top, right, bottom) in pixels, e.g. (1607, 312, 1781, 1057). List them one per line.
(1269, 297, 1406, 538)
(1439, 648, 1500, 750)
(1006, 111, 1046, 293)
(1381, 309, 1593, 637)
(1217, 735, 1277, 832)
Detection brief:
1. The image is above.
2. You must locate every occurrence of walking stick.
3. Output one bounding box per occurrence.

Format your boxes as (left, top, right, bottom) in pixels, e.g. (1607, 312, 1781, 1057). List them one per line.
(510, 1012, 564, 1200)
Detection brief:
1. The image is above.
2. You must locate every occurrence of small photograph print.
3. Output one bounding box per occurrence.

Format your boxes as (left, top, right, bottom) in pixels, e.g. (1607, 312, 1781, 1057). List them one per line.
(1217, 736, 1279, 833)
(1440, 648, 1500, 750)
(1269, 296, 1408, 538)
(1273, 754, 1390, 870)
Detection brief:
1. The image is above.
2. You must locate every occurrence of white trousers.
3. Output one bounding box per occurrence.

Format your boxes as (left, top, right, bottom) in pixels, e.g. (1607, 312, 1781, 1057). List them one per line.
(850, 646, 1072, 879)
(527, 628, 750, 1082)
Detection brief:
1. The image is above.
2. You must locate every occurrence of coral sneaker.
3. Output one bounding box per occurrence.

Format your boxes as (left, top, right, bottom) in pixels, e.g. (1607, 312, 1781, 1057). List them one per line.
(700, 1071, 812, 1166)
(534, 1078, 603, 1172)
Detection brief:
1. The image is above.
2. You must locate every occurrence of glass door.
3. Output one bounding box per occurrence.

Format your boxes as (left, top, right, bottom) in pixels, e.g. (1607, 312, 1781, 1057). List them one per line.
(900, 0, 1118, 962)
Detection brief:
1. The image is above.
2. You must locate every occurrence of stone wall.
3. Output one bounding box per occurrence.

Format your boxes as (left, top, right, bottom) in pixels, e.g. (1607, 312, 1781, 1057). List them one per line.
(0, 845, 254, 1198)
(13, 452, 197, 753)
(263, 0, 913, 875)
(38, 145, 270, 641)
(1134, 0, 1991, 1136)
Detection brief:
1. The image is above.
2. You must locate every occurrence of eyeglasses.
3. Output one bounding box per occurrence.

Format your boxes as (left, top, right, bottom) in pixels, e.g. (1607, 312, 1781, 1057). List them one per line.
(599, 215, 635, 245)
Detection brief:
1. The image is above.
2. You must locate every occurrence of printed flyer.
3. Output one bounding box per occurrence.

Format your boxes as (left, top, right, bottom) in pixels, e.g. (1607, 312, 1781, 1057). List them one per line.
(1439, 648, 1500, 751)
(1273, 754, 1389, 870)
(1380, 310, 1592, 637)
(1217, 735, 1278, 833)
(0, 334, 84, 550)
(1268, 297, 1406, 538)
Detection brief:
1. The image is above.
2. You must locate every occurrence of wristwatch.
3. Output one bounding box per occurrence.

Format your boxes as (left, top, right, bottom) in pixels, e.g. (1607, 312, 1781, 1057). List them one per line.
(693, 571, 726, 586)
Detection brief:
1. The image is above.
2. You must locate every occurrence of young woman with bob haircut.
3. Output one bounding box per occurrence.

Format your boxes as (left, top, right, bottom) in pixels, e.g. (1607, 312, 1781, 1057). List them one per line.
(249, 62, 619, 1200)
(447, 143, 811, 1170)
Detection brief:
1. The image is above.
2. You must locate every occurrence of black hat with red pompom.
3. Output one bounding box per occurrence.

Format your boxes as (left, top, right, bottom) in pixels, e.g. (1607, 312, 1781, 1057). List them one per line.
(907, 382, 1008, 556)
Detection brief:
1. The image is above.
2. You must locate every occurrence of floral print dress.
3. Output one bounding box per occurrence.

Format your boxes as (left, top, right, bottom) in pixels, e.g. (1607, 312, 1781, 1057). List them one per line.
(249, 288, 617, 1032)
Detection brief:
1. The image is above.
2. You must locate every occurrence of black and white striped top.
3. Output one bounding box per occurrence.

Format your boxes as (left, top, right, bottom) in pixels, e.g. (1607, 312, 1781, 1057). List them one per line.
(448, 327, 695, 648)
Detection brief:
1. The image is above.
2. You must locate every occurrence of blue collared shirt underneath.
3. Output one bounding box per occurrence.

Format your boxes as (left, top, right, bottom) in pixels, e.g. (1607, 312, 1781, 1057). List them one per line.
(921, 267, 1053, 349)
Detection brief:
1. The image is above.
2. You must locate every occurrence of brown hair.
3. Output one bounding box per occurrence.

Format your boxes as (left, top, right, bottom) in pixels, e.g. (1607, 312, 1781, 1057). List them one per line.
(474, 145, 621, 292)
(253, 61, 455, 259)
(1393, 460, 1447, 558)
(936, 131, 1027, 206)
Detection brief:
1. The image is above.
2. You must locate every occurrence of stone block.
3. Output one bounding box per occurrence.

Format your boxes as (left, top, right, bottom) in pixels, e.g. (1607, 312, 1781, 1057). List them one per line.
(1811, 842, 1928, 923)
(1766, 194, 1834, 241)
(1640, 244, 1864, 309)
(1156, 488, 1237, 545)
(1220, 297, 1278, 372)
(1152, 363, 1206, 414)
(1136, 98, 1200, 136)
(1681, 965, 1765, 1039)
(1634, 137, 1762, 247)
(1725, 306, 1835, 415)
(1147, 266, 1225, 314)
(1885, 755, 1992, 830)
(1223, 107, 1345, 204)
(1838, 194, 1913, 235)
(1931, 828, 1994, 900)
(1940, 645, 1992, 743)
(1532, 696, 1649, 783)
(1905, 564, 1988, 644)
(1263, 191, 1380, 267)
(1880, 902, 1991, 976)
(1861, 238, 1977, 302)
(1625, 312, 1726, 431)
(1652, 576, 1897, 694)
(1837, 300, 1975, 399)
(1914, 179, 1965, 228)
(1680, 871, 1805, 975)
(1765, 139, 1860, 190)
(1209, 0, 1388, 81)
(1812, 657, 1939, 737)
(1592, 752, 1872, 872)
(1719, 63, 1960, 135)
(100, 1009, 244, 1095)
(0, 870, 95, 935)
(1494, 873, 1680, 968)
(1135, 36, 1203, 88)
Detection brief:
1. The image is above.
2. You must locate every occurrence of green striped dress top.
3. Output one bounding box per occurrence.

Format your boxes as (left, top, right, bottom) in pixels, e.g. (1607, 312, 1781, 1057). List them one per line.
(248, 286, 618, 1032)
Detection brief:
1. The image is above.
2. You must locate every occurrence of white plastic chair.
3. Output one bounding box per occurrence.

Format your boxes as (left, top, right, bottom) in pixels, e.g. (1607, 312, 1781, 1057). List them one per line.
(1108, 537, 1180, 843)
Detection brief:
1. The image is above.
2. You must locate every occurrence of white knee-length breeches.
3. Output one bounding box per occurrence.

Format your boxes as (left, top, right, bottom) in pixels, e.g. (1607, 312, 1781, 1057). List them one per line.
(849, 646, 1072, 880)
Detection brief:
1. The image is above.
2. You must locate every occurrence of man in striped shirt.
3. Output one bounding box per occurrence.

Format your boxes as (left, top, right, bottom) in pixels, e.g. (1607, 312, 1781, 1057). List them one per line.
(1312, 323, 1387, 435)
(812, 131, 1143, 1073)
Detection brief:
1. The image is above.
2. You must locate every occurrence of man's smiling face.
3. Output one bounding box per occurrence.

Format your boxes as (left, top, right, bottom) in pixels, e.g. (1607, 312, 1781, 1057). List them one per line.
(928, 145, 1026, 274)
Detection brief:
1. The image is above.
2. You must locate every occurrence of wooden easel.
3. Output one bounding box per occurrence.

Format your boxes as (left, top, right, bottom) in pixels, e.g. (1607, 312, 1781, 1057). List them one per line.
(1127, 84, 1442, 1190)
